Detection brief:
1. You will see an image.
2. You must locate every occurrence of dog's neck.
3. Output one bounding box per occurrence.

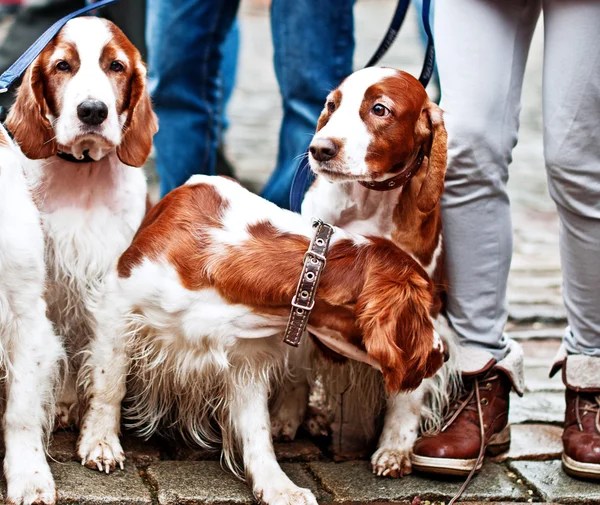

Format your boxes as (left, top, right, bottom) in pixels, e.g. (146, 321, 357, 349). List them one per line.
(27, 150, 127, 213)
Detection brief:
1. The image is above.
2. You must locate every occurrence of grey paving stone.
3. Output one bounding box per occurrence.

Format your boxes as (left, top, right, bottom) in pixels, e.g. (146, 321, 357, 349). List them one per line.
(490, 424, 562, 462)
(508, 305, 567, 326)
(509, 391, 565, 425)
(49, 431, 162, 467)
(146, 461, 325, 505)
(146, 461, 252, 505)
(507, 327, 564, 340)
(51, 462, 151, 505)
(525, 365, 564, 393)
(510, 460, 600, 504)
(308, 461, 529, 503)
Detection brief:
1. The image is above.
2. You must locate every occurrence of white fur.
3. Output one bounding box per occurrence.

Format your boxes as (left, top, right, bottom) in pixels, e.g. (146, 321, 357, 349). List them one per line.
(19, 17, 148, 427)
(276, 67, 459, 478)
(0, 126, 65, 505)
(51, 18, 129, 160)
(310, 67, 396, 179)
(79, 176, 404, 505)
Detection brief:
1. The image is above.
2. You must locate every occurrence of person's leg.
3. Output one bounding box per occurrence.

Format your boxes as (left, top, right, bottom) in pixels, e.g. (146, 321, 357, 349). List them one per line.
(146, 0, 239, 196)
(263, 0, 355, 209)
(437, 0, 540, 360)
(542, 0, 600, 479)
(411, 0, 540, 479)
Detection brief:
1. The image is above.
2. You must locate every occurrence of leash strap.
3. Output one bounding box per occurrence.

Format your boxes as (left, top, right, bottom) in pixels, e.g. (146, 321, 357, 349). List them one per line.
(0, 0, 120, 93)
(418, 0, 435, 88)
(289, 0, 435, 212)
(283, 219, 334, 347)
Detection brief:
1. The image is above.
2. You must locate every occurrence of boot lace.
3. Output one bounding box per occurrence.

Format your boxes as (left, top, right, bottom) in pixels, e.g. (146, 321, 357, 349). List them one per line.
(445, 374, 498, 505)
(575, 394, 600, 433)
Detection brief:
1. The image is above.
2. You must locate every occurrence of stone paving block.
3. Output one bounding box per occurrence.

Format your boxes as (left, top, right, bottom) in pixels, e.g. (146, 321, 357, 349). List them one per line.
(510, 460, 600, 504)
(509, 391, 565, 425)
(170, 440, 220, 461)
(521, 338, 562, 366)
(525, 365, 564, 392)
(507, 326, 564, 340)
(49, 430, 162, 466)
(308, 461, 529, 503)
(274, 439, 322, 462)
(490, 424, 562, 462)
(51, 461, 151, 505)
(508, 305, 567, 326)
(146, 461, 252, 505)
(146, 461, 326, 505)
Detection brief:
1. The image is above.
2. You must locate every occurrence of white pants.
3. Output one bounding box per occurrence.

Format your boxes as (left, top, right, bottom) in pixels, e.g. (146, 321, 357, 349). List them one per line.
(435, 0, 600, 359)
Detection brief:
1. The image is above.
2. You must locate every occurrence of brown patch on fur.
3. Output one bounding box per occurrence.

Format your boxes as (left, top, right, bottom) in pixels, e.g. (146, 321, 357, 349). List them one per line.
(117, 180, 445, 392)
(104, 22, 158, 167)
(4, 39, 66, 159)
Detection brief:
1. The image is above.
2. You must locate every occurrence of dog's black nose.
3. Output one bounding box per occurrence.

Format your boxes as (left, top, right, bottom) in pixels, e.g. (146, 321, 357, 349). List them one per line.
(309, 138, 339, 162)
(77, 100, 108, 126)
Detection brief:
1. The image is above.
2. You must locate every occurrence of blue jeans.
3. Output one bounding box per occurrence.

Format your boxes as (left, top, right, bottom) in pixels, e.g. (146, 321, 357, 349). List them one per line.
(262, 0, 356, 208)
(146, 0, 239, 196)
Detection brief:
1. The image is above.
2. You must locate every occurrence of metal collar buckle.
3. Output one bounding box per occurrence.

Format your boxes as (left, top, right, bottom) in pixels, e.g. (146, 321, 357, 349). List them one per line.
(283, 219, 334, 347)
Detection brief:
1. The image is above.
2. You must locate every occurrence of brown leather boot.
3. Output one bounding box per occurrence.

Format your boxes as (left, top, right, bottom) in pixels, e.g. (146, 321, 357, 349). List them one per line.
(412, 341, 524, 477)
(412, 368, 511, 476)
(551, 346, 600, 479)
(562, 389, 600, 479)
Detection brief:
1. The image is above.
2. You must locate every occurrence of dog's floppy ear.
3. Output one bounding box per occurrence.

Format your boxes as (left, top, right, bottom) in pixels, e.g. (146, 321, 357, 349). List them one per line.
(357, 251, 438, 392)
(117, 61, 158, 167)
(416, 101, 447, 214)
(5, 61, 57, 159)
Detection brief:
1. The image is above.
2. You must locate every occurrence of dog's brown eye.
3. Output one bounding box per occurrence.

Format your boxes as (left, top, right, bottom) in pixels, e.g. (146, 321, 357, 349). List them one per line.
(372, 104, 390, 117)
(110, 61, 124, 72)
(56, 61, 71, 72)
(326, 101, 335, 113)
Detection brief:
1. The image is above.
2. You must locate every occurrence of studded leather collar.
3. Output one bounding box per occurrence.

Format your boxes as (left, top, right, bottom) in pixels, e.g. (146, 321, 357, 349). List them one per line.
(359, 149, 425, 191)
(283, 218, 334, 347)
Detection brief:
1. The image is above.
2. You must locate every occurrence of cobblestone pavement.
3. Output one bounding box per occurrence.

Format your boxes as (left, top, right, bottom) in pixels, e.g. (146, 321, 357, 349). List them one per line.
(0, 0, 580, 503)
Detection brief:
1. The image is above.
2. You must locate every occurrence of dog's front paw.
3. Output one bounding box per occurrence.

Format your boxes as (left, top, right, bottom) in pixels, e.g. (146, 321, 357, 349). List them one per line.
(5, 459, 56, 505)
(256, 484, 318, 505)
(371, 447, 412, 477)
(77, 429, 124, 474)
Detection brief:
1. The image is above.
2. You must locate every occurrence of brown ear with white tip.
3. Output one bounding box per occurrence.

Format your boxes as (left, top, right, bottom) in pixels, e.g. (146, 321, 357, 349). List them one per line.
(416, 101, 447, 214)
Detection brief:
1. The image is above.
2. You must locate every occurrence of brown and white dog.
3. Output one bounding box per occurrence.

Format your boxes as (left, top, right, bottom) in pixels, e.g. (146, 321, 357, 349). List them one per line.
(76, 175, 446, 505)
(271, 67, 457, 477)
(5, 16, 157, 427)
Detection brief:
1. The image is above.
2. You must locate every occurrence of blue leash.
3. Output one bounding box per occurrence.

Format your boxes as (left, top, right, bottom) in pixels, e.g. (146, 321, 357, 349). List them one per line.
(289, 0, 435, 212)
(0, 0, 121, 93)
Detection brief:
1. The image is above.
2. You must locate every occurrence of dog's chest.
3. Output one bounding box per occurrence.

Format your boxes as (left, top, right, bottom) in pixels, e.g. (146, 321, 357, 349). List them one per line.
(302, 178, 399, 238)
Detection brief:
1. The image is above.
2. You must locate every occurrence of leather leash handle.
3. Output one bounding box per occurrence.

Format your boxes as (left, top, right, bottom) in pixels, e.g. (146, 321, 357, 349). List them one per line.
(283, 219, 334, 347)
(0, 0, 121, 93)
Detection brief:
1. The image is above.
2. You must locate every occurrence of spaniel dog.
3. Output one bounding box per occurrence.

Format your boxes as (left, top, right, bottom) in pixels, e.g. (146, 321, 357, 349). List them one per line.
(76, 175, 446, 505)
(0, 127, 64, 504)
(4, 16, 157, 427)
(270, 67, 458, 477)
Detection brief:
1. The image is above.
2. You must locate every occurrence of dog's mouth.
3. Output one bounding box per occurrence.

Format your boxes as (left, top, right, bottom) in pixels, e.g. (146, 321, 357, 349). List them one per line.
(309, 159, 366, 182)
(59, 133, 116, 161)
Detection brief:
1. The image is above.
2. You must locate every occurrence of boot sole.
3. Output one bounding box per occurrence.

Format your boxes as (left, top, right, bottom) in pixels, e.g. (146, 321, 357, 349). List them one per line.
(563, 454, 600, 480)
(411, 425, 511, 477)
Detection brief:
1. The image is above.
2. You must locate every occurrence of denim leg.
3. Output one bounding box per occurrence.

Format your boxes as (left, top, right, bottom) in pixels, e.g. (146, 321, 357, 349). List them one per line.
(146, 0, 239, 196)
(220, 20, 240, 136)
(263, 0, 355, 209)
